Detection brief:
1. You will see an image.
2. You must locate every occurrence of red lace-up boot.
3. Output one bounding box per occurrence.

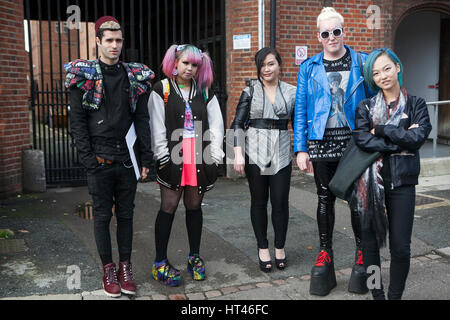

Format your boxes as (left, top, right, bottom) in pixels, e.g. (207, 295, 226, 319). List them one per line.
(348, 249, 369, 294)
(102, 263, 121, 298)
(118, 261, 136, 295)
(309, 249, 337, 296)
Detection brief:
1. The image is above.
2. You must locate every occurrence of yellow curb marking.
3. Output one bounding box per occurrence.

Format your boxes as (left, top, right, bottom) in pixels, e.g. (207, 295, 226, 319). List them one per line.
(415, 193, 450, 211)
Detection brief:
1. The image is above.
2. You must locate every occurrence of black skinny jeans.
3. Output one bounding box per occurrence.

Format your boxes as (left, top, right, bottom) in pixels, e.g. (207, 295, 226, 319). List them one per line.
(312, 161, 362, 251)
(87, 162, 137, 266)
(245, 161, 292, 250)
(362, 184, 415, 300)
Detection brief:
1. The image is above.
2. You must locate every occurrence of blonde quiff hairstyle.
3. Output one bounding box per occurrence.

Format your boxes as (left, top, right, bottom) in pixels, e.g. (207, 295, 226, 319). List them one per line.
(316, 7, 344, 29)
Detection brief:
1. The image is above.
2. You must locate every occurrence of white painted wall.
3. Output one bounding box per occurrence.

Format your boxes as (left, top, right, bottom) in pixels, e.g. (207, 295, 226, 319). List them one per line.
(395, 11, 441, 138)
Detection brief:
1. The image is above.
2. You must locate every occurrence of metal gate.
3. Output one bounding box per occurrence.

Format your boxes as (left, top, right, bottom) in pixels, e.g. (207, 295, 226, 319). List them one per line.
(24, 0, 227, 186)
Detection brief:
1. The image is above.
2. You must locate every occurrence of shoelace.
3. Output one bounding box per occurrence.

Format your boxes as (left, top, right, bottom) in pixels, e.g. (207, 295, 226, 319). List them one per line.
(105, 267, 118, 285)
(315, 251, 331, 267)
(121, 264, 133, 282)
(356, 250, 364, 265)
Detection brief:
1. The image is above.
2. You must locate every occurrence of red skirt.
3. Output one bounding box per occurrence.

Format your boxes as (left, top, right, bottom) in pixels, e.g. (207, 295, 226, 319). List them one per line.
(180, 137, 198, 187)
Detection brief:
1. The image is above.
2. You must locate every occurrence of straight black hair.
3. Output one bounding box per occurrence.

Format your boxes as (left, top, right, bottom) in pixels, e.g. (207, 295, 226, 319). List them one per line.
(255, 47, 282, 85)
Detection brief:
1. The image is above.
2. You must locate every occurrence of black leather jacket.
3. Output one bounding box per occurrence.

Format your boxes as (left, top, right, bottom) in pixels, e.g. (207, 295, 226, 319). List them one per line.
(353, 95, 432, 188)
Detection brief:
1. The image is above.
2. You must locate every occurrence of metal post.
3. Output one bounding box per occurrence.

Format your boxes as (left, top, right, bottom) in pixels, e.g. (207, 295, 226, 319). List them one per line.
(270, 0, 276, 48)
(258, 0, 264, 49)
(433, 104, 438, 158)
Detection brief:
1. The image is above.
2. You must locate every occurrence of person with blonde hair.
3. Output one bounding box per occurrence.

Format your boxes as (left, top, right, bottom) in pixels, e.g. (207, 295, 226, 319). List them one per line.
(294, 7, 373, 296)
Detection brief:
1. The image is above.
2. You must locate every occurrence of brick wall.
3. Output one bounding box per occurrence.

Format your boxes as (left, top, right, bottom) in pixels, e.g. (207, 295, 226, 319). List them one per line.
(225, 0, 261, 128)
(225, 0, 394, 128)
(266, 0, 390, 90)
(0, 0, 30, 197)
(0, 0, 447, 192)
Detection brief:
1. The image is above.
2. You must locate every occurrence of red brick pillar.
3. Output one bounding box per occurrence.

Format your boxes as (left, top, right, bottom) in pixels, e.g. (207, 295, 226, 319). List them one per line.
(0, 0, 30, 198)
(225, 0, 264, 129)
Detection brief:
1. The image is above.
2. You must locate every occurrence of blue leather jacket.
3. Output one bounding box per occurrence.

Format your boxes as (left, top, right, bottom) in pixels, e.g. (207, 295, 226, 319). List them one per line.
(293, 45, 371, 153)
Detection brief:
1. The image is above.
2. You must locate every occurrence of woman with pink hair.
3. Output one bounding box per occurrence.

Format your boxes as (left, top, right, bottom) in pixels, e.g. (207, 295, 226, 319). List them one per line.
(147, 44, 224, 287)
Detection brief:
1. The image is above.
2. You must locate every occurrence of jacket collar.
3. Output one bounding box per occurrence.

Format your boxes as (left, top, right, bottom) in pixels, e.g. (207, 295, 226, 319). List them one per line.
(311, 45, 357, 66)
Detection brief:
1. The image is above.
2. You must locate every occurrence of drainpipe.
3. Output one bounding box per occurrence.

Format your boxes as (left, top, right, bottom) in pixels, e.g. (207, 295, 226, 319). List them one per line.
(270, 0, 276, 48)
(258, 0, 264, 49)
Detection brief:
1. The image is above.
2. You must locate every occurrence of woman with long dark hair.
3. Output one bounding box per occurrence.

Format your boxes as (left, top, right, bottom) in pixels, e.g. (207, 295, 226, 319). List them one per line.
(352, 48, 431, 299)
(147, 44, 224, 286)
(231, 47, 296, 272)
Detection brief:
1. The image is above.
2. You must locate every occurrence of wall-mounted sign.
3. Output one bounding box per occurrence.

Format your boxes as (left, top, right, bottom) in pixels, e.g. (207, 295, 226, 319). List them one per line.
(233, 34, 251, 50)
(295, 46, 308, 65)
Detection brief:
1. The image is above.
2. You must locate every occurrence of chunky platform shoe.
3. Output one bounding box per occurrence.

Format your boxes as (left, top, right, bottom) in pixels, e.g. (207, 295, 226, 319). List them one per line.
(348, 249, 369, 294)
(309, 249, 337, 296)
(152, 259, 181, 287)
(187, 254, 206, 281)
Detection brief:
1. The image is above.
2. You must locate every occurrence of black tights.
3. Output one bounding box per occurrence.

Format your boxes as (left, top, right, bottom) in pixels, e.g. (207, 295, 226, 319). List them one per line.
(245, 162, 292, 250)
(154, 185, 204, 262)
(312, 161, 362, 250)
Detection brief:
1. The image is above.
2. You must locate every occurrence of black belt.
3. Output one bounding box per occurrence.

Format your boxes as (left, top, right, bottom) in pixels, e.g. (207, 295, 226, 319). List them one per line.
(248, 119, 289, 130)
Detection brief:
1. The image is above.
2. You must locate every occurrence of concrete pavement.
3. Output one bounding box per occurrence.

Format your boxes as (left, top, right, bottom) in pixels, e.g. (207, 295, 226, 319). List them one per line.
(0, 172, 449, 300)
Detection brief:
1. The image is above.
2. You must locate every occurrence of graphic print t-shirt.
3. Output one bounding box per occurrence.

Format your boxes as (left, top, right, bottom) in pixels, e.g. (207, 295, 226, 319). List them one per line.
(323, 48, 351, 128)
(181, 89, 195, 138)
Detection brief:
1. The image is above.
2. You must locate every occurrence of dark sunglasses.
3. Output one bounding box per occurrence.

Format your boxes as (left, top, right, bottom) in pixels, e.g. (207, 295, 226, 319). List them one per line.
(319, 27, 343, 40)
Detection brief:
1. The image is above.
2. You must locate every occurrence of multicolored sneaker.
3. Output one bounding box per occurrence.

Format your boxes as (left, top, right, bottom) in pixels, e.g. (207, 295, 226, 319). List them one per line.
(152, 259, 181, 287)
(187, 254, 206, 281)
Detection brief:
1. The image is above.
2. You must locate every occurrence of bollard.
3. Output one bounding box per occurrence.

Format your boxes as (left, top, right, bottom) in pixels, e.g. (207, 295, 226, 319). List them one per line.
(22, 149, 46, 193)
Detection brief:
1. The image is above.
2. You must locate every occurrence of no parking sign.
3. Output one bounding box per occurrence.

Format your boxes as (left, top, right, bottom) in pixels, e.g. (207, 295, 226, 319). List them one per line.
(295, 46, 308, 65)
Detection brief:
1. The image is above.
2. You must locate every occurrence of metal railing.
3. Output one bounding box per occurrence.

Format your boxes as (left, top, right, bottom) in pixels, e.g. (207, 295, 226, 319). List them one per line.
(25, 0, 227, 186)
(426, 100, 450, 158)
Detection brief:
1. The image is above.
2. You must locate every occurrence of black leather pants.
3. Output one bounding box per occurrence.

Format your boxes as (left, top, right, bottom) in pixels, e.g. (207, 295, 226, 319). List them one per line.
(312, 161, 362, 250)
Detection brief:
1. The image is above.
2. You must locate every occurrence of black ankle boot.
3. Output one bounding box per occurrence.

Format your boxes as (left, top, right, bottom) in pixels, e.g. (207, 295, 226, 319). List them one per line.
(348, 248, 369, 294)
(310, 249, 337, 296)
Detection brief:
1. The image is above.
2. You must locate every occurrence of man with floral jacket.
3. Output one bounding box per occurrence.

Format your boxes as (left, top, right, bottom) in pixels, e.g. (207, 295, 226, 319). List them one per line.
(65, 16, 154, 298)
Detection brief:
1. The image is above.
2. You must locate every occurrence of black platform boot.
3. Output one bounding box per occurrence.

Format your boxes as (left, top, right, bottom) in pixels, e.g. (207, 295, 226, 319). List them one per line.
(310, 188, 337, 296)
(310, 248, 337, 296)
(348, 210, 369, 294)
(348, 248, 369, 294)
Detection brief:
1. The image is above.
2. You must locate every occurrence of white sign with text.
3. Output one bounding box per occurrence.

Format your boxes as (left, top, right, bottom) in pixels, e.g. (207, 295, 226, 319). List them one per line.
(295, 46, 308, 65)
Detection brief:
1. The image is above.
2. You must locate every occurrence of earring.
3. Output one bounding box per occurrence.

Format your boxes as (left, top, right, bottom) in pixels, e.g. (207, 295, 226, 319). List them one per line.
(172, 68, 178, 76)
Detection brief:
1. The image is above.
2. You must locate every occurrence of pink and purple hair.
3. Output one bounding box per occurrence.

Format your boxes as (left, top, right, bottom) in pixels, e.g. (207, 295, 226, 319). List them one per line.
(161, 44, 213, 92)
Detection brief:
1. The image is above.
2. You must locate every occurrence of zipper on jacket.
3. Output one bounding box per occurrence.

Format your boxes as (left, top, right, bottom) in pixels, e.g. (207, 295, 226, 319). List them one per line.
(343, 77, 364, 107)
(311, 80, 317, 137)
